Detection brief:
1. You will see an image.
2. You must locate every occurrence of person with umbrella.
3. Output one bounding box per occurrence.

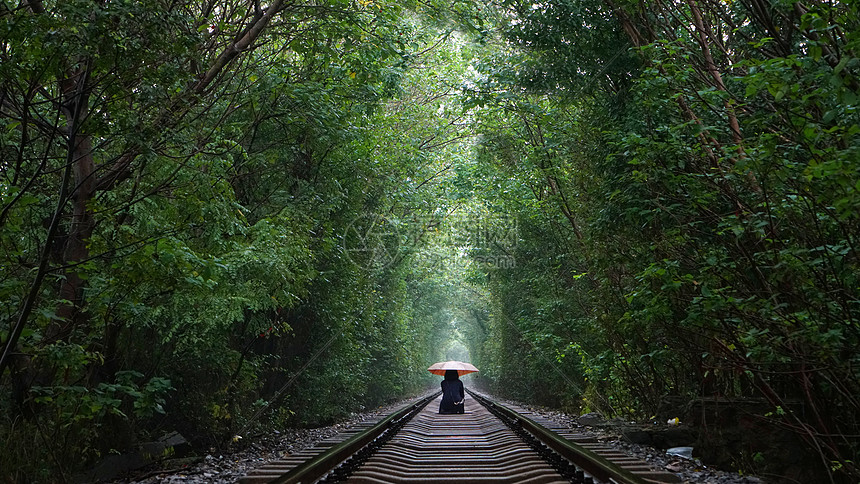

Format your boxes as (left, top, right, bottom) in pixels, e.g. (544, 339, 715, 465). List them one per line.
(439, 369, 465, 414)
(428, 361, 478, 414)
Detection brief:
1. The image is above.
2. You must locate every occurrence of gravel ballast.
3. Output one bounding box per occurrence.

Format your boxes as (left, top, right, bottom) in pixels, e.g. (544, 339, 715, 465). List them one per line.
(117, 391, 767, 483)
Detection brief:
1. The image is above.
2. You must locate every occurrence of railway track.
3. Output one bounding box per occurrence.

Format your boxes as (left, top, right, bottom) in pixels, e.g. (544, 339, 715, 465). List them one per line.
(240, 391, 681, 484)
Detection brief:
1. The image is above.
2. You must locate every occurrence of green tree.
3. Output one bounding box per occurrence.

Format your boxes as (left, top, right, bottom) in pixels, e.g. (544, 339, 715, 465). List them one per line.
(463, 0, 860, 480)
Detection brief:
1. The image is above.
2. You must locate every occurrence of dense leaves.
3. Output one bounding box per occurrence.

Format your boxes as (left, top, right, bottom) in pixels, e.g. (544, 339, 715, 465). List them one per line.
(2, 0, 859, 482)
(0, 0, 477, 478)
(463, 0, 859, 481)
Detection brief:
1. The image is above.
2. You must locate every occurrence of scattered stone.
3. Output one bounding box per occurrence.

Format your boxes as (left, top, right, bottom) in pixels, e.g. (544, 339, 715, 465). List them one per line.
(577, 412, 604, 426)
(79, 432, 189, 482)
(485, 392, 770, 484)
(113, 392, 769, 484)
(622, 429, 652, 445)
(113, 396, 427, 484)
(653, 427, 695, 448)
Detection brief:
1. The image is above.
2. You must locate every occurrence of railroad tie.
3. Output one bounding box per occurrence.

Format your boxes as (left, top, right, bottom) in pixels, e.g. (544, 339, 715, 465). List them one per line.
(346, 395, 569, 484)
(240, 392, 682, 484)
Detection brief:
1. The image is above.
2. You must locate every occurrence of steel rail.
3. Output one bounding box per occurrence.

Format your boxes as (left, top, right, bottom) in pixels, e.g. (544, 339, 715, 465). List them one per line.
(269, 392, 439, 484)
(244, 391, 679, 483)
(467, 389, 651, 484)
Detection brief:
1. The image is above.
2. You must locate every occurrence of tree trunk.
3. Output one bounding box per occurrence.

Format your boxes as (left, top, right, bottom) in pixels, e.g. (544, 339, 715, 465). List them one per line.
(51, 74, 96, 340)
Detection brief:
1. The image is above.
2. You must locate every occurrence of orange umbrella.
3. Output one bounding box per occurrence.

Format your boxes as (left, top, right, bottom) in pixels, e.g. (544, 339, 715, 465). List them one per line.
(428, 360, 479, 377)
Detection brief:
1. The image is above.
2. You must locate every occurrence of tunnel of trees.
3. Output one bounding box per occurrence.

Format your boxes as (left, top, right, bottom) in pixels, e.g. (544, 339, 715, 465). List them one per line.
(1, 0, 858, 482)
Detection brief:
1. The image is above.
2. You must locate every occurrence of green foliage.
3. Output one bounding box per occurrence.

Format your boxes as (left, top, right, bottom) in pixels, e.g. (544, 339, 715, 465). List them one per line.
(4, 0, 859, 481)
(461, 0, 860, 480)
(1, 0, 482, 478)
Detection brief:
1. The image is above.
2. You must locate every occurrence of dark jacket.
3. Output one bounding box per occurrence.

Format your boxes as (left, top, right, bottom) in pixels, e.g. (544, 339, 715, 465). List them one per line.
(439, 369, 465, 414)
